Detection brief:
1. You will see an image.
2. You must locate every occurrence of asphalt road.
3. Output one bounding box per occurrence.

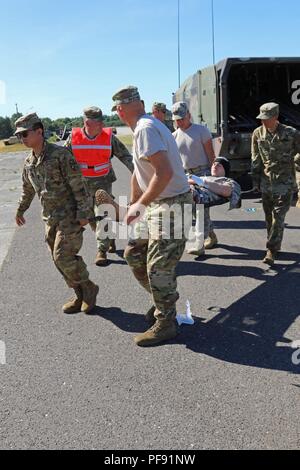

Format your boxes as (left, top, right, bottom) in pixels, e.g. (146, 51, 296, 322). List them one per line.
(0, 152, 300, 450)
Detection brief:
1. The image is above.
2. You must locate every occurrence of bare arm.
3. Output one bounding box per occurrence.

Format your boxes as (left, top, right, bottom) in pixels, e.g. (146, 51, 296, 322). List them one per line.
(203, 139, 215, 167)
(203, 179, 232, 198)
(130, 171, 143, 204)
(188, 177, 232, 198)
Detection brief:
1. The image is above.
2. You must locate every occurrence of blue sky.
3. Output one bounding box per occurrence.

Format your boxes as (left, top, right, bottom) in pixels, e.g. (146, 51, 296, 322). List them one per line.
(0, 0, 300, 119)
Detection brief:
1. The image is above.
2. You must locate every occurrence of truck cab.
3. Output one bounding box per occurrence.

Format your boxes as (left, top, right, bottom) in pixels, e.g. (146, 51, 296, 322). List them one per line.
(173, 57, 300, 186)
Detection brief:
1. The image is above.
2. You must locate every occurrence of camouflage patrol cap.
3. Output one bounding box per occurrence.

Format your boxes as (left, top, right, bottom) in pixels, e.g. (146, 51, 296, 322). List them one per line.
(256, 102, 279, 120)
(111, 86, 141, 111)
(172, 101, 189, 120)
(152, 102, 167, 113)
(14, 113, 42, 134)
(83, 106, 103, 121)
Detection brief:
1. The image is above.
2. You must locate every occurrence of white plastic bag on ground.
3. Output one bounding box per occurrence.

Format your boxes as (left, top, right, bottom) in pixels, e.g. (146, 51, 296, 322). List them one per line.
(176, 300, 195, 326)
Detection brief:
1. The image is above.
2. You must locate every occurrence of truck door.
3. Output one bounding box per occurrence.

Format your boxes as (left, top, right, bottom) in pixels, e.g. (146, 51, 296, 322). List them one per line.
(200, 65, 218, 135)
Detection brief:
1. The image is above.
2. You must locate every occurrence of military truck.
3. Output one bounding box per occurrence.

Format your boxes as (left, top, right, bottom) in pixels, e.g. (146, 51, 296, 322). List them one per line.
(173, 57, 300, 186)
(3, 136, 19, 146)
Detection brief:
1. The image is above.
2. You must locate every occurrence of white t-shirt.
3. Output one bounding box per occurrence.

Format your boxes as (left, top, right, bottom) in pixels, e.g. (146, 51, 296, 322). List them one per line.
(173, 123, 212, 170)
(133, 115, 189, 200)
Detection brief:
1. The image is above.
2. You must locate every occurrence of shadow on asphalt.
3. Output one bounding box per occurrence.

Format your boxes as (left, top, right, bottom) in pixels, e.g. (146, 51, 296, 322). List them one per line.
(90, 252, 300, 374)
(175, 255, 300, 374)
(88, 306, 147, 333)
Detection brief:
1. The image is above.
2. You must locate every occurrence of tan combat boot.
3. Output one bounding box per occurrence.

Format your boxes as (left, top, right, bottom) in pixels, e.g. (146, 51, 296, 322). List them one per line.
(81, 280, 99, 313)
(62, 287, 83, 314)
(296, 197, 300, 209)
(263, 249, 276, 266)
(134, 318, 178, 347)
(95, 251, 108, 266)
(204, 231, 218, 249)
(108, 240, 116, 253)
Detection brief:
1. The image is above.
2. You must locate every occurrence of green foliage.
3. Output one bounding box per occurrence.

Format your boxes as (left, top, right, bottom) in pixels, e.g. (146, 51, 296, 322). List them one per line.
(0, 116, 13, 139)
(0, 113, 125, 139)
(10, 112, 22, 131)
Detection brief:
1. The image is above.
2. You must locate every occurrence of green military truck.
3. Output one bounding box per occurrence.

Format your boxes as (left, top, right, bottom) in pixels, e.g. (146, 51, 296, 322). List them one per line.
(173, 57, 300, 187)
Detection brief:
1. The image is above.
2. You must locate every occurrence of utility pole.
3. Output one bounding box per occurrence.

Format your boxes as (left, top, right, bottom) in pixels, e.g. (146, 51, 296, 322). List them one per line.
(15, 103, 19, 114)
(177, 0, 181, 88)
(211, 0, 216, 64)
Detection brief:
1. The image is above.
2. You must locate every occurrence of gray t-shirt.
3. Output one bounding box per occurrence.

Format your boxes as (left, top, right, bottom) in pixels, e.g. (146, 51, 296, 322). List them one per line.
(133, 115, 189, 200)
(173, 123, 212, 170)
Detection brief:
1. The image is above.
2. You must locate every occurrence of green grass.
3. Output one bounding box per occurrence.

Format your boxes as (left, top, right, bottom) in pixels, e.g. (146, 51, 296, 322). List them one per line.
(0, 140, 27, 153)
(117, 134, 133, 147)
(0, 134, 133, 153)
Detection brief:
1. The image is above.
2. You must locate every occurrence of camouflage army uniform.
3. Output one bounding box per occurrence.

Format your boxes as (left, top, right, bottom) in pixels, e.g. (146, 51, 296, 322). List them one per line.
(295, 153, 300, 206)
(125, 191, 192, 320)
(65, 131, 133, 253)
(17, 141, 94, 288)
(252, 123, 300, 251)
(186, 166, 213, 238)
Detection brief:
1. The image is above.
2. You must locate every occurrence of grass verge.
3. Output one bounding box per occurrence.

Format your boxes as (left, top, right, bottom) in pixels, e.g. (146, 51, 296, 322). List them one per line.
(0, 140, 27, 153)
(117, 134, 133, 147)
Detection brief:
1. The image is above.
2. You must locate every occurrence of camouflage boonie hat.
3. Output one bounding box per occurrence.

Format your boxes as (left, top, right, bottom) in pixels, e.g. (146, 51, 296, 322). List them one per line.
(152, 102, 167, 113)
(14, 113, 42, 134)
(172, 101, 189, 120)
(256, 102, 279, 120)
(83, 106, 103, 121)
(111, 86, 141, 111)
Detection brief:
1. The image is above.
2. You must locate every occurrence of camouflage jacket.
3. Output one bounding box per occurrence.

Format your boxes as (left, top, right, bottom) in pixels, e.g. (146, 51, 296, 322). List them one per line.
(17, 142, 94, 224)
(65, 130, 134, 184)
(295, 153, 300, 172)
(191, 176, 241, 210)
(251, 123, 300, 193)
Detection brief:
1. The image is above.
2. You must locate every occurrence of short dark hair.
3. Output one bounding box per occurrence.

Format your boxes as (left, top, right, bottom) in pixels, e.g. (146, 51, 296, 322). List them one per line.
(32, 122, 44, 137)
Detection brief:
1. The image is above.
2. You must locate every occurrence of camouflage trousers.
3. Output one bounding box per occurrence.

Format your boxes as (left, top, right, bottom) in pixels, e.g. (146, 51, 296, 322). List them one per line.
(296, 171, 300, 196)
(86, 178, 114, 253)
(124, 192, 193, 320)
(262, 190, 293, 252)
(186, 167, 213, 238)
(45, 218, 89, 288)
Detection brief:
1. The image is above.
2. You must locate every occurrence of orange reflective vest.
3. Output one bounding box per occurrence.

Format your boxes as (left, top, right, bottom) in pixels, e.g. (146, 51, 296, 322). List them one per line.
(71, 127, 113, 178)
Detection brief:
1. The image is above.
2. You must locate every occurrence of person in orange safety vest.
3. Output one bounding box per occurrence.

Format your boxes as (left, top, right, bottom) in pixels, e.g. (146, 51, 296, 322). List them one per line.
(65, 106, 134, 266)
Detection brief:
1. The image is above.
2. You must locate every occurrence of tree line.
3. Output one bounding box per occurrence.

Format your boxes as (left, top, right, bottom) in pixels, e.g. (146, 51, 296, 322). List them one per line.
(0, 113, 125, 140)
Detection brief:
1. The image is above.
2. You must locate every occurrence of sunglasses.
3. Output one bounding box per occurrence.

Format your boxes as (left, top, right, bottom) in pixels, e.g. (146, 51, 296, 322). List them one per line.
(17, 130, 33, 139)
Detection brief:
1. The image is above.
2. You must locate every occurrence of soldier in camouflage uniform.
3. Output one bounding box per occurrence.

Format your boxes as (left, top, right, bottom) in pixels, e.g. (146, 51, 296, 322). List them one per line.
(112, 86, 192, 347)
(15, 113, 99, 314)
(152, 102, 175, 133)
(295, 153, 300, 208)
(65, 106, 134, 266)
(172, 101, 217, 255)
(252, 103, 300, 265)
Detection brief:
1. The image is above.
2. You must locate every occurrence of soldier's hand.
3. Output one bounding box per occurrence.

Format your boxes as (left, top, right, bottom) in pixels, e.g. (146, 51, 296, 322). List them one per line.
(16, 215, 26, 226)
(78, 219, 89, 227)
(124, 202, 145, 225)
